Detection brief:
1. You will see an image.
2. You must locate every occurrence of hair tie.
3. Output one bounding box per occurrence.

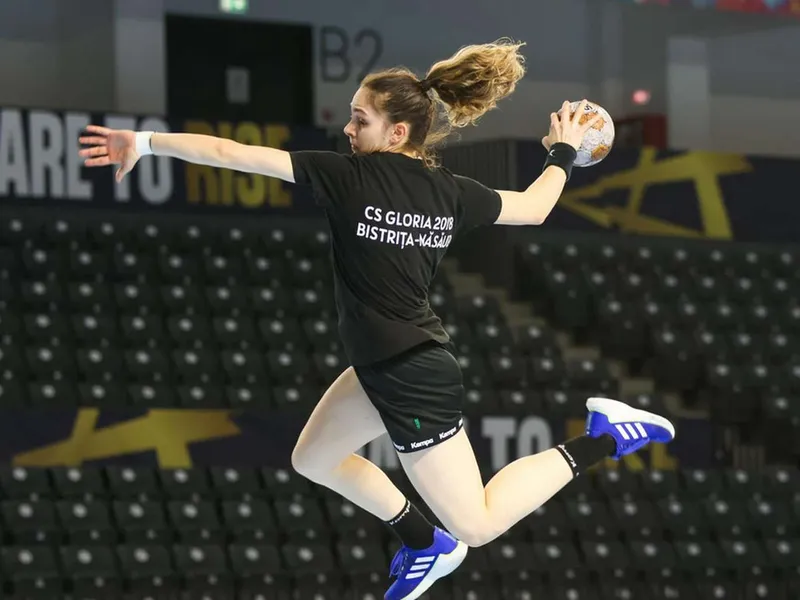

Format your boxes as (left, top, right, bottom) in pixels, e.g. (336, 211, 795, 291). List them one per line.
(419, 78, 433, 93)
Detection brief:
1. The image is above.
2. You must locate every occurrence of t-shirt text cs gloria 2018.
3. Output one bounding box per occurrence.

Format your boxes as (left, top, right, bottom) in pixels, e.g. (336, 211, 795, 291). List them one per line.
(290, 150, 502, 367)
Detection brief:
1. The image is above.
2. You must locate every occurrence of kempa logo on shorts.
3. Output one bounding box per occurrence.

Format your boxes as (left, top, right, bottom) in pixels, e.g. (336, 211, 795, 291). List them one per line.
(410, 438, 434, 450)
(439, 425, 458, 440)
(393, 442, 406, 451)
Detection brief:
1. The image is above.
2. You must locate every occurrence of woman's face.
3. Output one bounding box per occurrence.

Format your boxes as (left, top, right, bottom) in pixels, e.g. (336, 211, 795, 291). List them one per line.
(343, 87, 405, 154)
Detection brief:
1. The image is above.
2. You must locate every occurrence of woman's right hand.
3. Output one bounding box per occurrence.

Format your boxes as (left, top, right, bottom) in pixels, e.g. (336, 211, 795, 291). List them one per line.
(541, 99, 601, 152)
(79, 126, 141, 183)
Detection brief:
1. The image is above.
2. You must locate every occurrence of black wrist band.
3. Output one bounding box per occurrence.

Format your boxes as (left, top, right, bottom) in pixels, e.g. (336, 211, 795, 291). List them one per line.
(543, 142, 578, 180)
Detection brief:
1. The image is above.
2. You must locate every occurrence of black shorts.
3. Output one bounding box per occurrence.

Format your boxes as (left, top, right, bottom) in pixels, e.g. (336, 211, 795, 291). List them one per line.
(353, 341, 465, 453)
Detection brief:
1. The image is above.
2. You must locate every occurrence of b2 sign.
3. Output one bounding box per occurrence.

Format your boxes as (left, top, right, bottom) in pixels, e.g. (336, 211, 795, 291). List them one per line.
(315, 26, 385, 125)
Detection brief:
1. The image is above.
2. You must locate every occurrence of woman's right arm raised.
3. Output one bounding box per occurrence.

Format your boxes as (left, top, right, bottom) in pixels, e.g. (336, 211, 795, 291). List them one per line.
(79, 127, 295, 184)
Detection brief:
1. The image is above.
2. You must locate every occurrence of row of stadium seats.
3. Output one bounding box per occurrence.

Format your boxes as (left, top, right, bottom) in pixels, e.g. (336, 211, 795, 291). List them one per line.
(0, 465, 796, 525)
(0, 218, 333, 258)
(0, 485, 796, 545)
(0, 310, 520, 354)
(525, 269, 800, 341)
(2, 538, 799, 599)
(519, 239, 799, 280)
(1, 247, 334, 289)
(2, 277, 503, 320)
(535, 264, 800, 308)
(0, 364, 620, 410)
(0, 466, 794, 598)
(15, 487, 800, 546)
(0, 383, 625, 412)
(0, 340, 610, 385)
(517, 240, 800, 328)
(2, 280, 338, 316)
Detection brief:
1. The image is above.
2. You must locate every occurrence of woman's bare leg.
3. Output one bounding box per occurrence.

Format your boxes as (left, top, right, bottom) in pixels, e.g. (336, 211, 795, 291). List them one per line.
(291, 367, 407, 520)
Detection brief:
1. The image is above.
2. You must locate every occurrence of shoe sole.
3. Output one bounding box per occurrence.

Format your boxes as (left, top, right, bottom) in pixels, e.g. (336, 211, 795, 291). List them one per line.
(396, 540, 469, 600)
(586, 397, 676, 440)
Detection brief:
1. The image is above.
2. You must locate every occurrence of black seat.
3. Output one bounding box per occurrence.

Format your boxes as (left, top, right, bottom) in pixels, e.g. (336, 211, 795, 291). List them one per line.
(1, 499, 60, 544)
(1, 546, 61, 598)
(335, 541, 387, 575)
(61, 545, 121, 598)
(57, 499, 116, 544)
(168, 499, 224, 544)
(656, 497, 708, 540)
(113, 500, 171, 544)
(158, 468, 211, 500)
(173, 544, 233, 597)
(105, 466, 160, 499)
(609, 498, 661, 539)
(281, 542, 337, 575)
(116, 544, 178, 596)
(273, 496, 328, 539)
(51, 467, 106, 499)
(222, 499, 278, 543)
(0, 467, 53, 499)
(628, 539, 678, 580)
(124, 347, 171, 383)
(209, 467, 263, 499)
(325, 498, 384, 541)
(529, 541, 586, 583)
(579, 540, 631, 574)
(262, 468, 314, 499)
(68, 281, 115, 314)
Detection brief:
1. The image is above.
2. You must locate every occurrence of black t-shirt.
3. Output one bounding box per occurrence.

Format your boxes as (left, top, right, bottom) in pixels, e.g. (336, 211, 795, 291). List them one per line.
(290, 150, 502, 366)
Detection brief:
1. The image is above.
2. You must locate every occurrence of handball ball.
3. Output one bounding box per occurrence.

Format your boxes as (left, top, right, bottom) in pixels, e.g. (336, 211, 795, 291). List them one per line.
(568, 100, 615, 167)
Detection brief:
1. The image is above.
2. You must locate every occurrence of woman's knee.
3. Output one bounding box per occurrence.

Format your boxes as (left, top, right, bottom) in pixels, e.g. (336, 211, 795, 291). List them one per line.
(290, 367, 385, 482)
(446, 518, 502, 548)
(291, 441, 331, 482)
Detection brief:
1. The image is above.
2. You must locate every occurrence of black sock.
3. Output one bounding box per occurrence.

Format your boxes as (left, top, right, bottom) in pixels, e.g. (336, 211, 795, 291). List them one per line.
(385, 499, 435, 550)
(554, 435, 617, 477)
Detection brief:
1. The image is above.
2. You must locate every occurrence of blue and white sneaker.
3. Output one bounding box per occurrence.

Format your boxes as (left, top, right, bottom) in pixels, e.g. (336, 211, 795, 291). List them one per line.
(385, 526, 468, 600)
(585, 397, 675, 459)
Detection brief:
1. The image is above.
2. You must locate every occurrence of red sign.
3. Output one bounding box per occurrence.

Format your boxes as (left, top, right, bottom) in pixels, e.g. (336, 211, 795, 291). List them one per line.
(629, 0, 800, 17)
(715, 0, 800, 15)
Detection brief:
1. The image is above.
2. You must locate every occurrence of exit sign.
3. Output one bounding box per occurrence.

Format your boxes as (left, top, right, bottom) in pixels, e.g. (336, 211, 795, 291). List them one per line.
(220, 0, 248, 14)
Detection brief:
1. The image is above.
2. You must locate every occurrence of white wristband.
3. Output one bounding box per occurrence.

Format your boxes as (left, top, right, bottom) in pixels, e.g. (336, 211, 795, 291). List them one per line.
(135, 131, 154, 156)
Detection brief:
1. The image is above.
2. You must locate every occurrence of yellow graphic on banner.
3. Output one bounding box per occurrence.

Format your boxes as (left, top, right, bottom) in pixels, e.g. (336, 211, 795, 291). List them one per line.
(13, 410, 241, 468)
(184, 120, 292, 209)
(558, 149, 752, 239)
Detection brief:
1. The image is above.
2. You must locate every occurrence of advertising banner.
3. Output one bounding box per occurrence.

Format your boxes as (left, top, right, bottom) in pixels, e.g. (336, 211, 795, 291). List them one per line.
(0, 408, 711, 474)
(517, 142, 800, 243)
(0, 107, 333, 215)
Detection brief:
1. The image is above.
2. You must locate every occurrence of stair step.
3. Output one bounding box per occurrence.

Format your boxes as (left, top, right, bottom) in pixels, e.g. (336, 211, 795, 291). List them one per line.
(448, 275, 486, 294)
(665, 393, 706, 419)
(562, 347, 601, 361)
(619, 378, 654, 396)
(501, 302, 535, 321)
